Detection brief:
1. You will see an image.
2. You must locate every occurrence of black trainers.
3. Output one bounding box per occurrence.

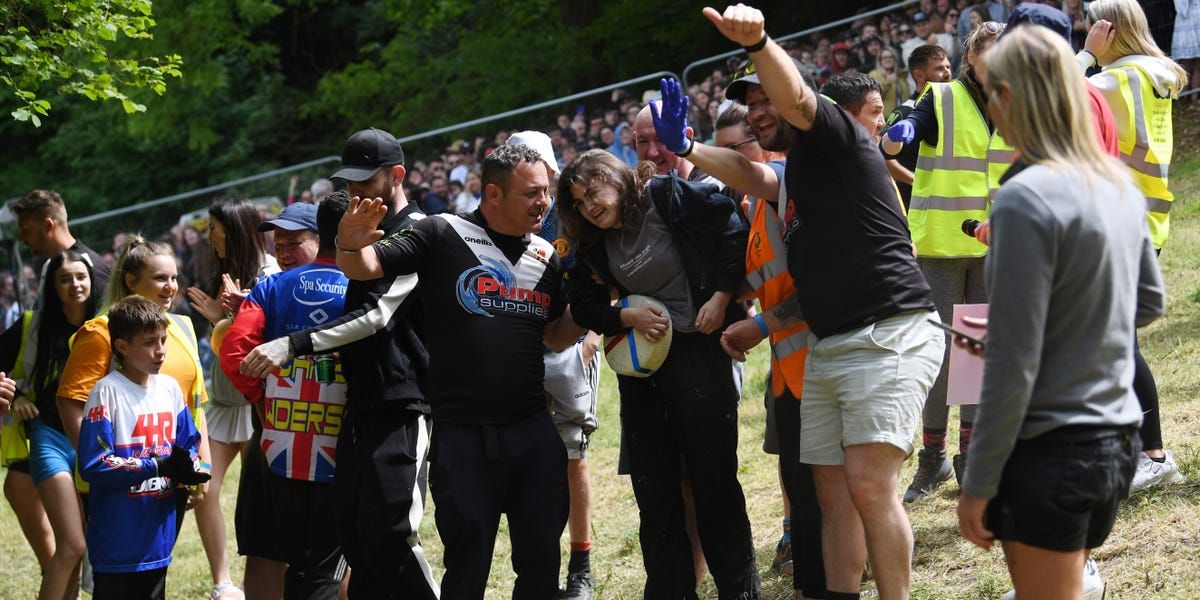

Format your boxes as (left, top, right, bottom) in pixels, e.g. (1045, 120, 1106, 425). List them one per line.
(952, 453, 966, 486)
(561, 570, 594, 600)
(903, 448, 953, 503)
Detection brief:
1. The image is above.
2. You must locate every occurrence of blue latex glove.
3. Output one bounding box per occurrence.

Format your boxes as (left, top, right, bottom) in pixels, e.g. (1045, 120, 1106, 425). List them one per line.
(649, 78, 691, 154)
(886, 120, 915, 144)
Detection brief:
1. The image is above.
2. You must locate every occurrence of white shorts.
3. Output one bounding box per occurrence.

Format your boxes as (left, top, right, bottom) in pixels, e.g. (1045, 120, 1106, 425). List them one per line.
(544, 340, 600, 459)
(799, 310, 944, 465)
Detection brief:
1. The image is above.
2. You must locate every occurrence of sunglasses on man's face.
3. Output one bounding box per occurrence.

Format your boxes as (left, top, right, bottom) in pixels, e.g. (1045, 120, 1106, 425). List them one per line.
(948, 11, 958, 17)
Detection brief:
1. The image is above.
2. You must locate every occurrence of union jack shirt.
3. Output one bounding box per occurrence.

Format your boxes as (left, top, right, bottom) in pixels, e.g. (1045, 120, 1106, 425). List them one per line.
(221, 258, 348, 482)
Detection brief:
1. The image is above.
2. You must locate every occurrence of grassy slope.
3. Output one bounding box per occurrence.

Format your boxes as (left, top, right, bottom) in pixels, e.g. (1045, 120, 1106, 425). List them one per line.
(1, 107, 1197, 598)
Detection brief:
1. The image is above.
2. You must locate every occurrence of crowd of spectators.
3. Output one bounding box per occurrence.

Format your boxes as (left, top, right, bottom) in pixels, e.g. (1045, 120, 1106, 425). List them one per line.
(273, 0, 1166, 219)
(7, 0, 1183, 327)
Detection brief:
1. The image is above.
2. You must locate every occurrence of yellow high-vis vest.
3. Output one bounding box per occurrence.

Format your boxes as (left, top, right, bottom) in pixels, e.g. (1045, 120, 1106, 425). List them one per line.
(1106, 64, 1174, 248)
(987, 133, 1016, 195)
(909, 81, 1011, 258)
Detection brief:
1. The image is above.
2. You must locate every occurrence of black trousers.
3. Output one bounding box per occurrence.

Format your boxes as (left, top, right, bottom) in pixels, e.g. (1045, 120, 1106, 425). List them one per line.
(775, 390, 827, 598)
(618, 331, 760, 600)
(268, 475, 346, 600)
(336, 407, 439, 600)
(92, 567, 167, 600)
(1132, 335, 1162, 451)
(430, 410, 568, 600)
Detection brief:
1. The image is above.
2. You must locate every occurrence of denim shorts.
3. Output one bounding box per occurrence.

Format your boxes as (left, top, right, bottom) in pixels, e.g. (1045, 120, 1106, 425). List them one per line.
(987, 426, 1140, 552)
(28, 418, 77, 485)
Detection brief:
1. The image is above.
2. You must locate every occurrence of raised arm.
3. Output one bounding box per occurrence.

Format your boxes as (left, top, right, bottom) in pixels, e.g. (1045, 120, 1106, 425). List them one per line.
(335, 196, 389, 280)
(704, 5, 818, 131)
(651, 78, 780, 200)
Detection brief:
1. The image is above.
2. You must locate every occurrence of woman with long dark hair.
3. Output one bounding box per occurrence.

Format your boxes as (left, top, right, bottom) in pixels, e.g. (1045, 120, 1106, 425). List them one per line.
(185, 197, 278, 599)
(1, 251, 101, 600)
(557, 149, 757, 596)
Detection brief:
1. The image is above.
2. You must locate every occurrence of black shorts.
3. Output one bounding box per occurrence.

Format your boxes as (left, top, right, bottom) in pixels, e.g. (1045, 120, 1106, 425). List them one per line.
(92, 567, 167, 600)
(987, 426, 1139, 552)
(7, 459, 31, 474)
(235, 411, 285, 561)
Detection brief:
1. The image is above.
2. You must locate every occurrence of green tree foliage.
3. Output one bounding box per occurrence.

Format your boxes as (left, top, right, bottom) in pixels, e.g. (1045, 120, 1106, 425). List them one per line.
(0, 0, 183, 127)
(0, 0, 877, 224)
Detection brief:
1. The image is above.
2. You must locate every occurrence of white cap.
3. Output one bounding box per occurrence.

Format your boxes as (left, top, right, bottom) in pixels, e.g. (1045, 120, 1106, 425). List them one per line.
(506, 130, 560, 175)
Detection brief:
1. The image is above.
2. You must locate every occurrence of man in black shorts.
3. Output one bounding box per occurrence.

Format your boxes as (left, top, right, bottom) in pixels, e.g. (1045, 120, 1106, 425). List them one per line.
(238, 128, 438, 599)
(336, 143, 583, 598)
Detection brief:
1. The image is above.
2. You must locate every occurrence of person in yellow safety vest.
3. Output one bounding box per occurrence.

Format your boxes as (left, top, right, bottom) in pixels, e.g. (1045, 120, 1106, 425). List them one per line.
(1077, 0, 1189, 489)
(649, 71, 831, 599)
(1080, 0, 1186, 250)
(880, 20, 1009, 505)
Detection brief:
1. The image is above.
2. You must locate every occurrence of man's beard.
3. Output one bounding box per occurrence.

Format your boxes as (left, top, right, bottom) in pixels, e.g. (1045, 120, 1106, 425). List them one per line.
(758, 118, 795, 152)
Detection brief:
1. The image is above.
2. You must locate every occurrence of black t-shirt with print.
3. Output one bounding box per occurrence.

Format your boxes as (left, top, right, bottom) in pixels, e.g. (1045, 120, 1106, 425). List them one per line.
(374, 210, 566, 425)
(783, 98, 933, 338)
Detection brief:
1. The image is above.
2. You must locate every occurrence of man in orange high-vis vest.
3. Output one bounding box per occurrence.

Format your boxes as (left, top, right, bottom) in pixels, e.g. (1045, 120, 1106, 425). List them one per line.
(651, 70, 827, 599)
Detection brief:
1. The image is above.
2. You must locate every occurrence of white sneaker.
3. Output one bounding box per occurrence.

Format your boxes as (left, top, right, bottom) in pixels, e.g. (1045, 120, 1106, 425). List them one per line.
(998, 557, 1106, 599)
(1082, 557, 1106, 600)
(1131, 450, 1186, 491)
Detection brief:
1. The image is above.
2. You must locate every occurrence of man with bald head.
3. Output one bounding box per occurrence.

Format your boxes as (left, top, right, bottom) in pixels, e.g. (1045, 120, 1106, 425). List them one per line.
(635, 103, 719, 184)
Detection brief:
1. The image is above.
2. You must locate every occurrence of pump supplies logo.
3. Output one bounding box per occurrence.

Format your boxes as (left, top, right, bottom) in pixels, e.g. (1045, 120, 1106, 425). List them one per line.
(456, 256, 551, 319)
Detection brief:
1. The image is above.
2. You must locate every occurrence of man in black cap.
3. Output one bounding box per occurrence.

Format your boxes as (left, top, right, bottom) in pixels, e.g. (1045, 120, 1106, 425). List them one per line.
(239, 127, 439, 598)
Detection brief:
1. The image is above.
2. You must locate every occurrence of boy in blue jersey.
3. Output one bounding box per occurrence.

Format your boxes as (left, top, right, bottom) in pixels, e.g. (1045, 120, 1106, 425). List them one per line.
(79, 296, 209, 600)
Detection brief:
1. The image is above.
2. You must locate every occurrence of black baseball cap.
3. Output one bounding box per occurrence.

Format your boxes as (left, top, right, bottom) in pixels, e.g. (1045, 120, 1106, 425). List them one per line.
(331, 128, 406, 182)
(725, 58, 817, 103)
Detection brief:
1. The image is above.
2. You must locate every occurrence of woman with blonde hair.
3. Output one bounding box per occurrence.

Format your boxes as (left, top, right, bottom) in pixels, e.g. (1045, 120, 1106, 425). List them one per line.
(1078, 0, 1188, 490)
(56, 236, 218, 596)
(956, 25, 1164, 600)
(869, 46, 910, 113)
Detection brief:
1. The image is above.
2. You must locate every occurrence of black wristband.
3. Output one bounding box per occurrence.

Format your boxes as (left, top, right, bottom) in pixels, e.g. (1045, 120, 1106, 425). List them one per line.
(742, 34, 769, 53)
(674, 137, 695, 158)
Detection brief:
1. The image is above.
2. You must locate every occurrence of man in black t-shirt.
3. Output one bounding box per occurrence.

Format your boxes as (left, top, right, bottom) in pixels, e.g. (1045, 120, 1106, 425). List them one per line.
(883, 44, 951, 208)
(708, 5, 944, 599)
(336, 144, 583, 597)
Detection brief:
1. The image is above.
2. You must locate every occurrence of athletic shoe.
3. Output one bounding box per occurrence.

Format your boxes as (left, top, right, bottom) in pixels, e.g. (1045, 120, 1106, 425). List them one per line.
(209, 581, 245, 600)
(903, 448, 953, 503)
(952, 453, 966, 486)
(560, 570, 594, 600)
(771, 536, 794, 576)
(1131, 450, 1185, 491)
(999, 557, 1106, 600)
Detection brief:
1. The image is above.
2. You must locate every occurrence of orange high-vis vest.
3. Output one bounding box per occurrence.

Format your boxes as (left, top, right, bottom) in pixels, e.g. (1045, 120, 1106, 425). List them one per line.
(741, 178, 808, 400)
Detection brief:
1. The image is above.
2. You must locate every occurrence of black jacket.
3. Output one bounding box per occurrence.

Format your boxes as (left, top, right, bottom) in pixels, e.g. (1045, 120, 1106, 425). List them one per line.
(289, 203, 429, 414)
(569, 172, 748, 336)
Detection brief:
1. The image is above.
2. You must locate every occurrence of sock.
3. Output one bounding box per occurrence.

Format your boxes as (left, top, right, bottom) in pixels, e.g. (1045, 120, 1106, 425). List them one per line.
(922, 427, 947, 452)
(959, 421, 973, 453)
(568, 545, 591, 574)
(1150, 454, 1166, 463)
(825, 591, 861, 600)
(780, 518, 791, 545)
